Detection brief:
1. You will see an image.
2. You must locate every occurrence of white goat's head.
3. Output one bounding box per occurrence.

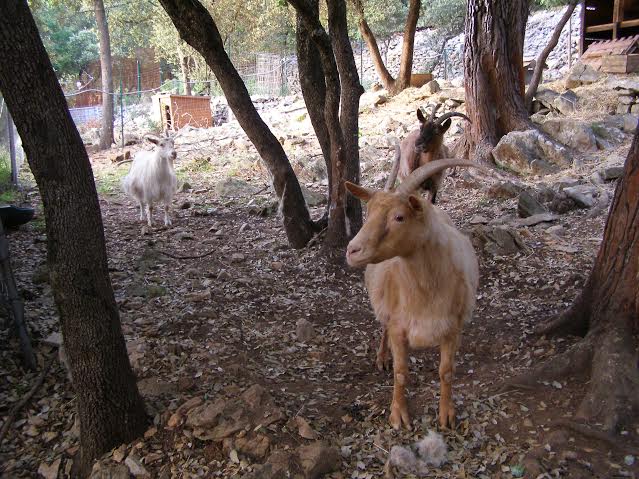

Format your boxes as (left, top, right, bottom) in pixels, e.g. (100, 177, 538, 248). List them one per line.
(145, 133, 177, 162)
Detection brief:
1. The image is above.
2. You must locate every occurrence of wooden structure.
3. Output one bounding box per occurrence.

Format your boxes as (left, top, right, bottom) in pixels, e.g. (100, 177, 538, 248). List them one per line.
(155, 94, 212, 131)
(580, 0, 639, 55)
(581, 34, 639, 70)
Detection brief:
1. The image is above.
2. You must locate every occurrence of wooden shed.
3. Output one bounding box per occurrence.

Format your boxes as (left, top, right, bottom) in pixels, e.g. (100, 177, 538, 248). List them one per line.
(581, 0, 639, 55)
(155, 93, 212, 131)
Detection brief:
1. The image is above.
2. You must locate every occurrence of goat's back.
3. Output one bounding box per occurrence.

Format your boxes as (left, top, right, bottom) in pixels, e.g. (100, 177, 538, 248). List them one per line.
(122, 151, 177, 204)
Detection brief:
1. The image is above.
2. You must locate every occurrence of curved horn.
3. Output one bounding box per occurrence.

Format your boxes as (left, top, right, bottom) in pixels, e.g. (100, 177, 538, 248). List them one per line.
(397, 158, 488, 195)
(429, 103, 442, 122)
(434, 111, 471, 126)
(384, 138, 401, 191)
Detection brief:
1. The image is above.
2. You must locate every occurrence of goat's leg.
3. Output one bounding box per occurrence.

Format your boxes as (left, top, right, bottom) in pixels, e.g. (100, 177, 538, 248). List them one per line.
(438, 337, 457, 429)
(376, 326, 391, 371)
(163, 201, 172, 227)
(388, 328, 411, 429)
(145, 204, 153, 227)
(138, 202, 145, 221)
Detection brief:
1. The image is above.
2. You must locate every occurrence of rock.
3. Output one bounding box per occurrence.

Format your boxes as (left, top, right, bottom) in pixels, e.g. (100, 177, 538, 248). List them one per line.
(549, 191, 579, 214)
(306, 156, 328, 181)
(618, 94, 635, 105)
(297, 442, 340, 479)
(600, 164, 624, 181)
(109, 150, 132, 164)
(537, 185, 556, 203)
(186, 398, 226, 428)
(43, 332, 63, 347)
(296, 318, 316, 342)
(552, 90, 578, 115)
(245, 450, 300, 479)
(125, 455, 149, 477)
(231, 253, 246, 263)
(180, 181, 192, 192)
(371, 82, 383, 92)
(622, 114, 639, 133)
(215, 178, 258, 197)
(469, 215, 489, 225)
(534, 89, 559, 109)
(617, 103, 631, 115)
(177, 396, 204, 415)
(486, 181, 522, 199)
(632, 103, 639, 115)
(518, 191, 547, 218)
(38, 459, 61, 479)
(564, 62, 602, 89)
(295, 416, 319, 440)
(538, 118, 597, 151)
(546, 224, 566, 236)
(373, 94, 388, 106)
(420, 80, 440, 95)
(301, 186, 326, 207)
(235, 433, 271, 459)
(472, 226, 529, 256)
(563, 185, 599, 208)
(492, 130, 571, 175)
(512, 213, 559, 227)
(89, 465, 130, 479)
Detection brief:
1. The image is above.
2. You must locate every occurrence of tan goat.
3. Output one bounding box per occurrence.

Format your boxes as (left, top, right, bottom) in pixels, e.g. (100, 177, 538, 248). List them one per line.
(345, 159, 481, 429)
(395, 104, 470, 203)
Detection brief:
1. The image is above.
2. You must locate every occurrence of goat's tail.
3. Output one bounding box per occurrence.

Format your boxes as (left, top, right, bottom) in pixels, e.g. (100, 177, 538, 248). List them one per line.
(384, 137, 401, 191)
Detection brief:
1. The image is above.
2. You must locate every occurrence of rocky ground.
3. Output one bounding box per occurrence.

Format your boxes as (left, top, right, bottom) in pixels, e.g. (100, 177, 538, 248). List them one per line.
(1, 68, 639, 479)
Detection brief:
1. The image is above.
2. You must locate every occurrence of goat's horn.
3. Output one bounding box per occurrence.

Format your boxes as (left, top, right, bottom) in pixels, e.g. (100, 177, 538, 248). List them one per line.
(429, 103, 442, 122)
(384, 138, 401, 191)
(397, 158, 487, 195)
(434, 111, 471, 126)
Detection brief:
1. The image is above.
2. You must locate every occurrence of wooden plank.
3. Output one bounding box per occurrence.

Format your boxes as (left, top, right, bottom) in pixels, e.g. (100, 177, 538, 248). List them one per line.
(601, 53, 639, 73)
(586, 23, 614, 33)
(621, 19, 639, 28)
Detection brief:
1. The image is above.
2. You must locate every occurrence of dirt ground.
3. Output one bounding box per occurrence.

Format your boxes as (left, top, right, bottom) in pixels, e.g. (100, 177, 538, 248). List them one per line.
(1, 89, 639, 478)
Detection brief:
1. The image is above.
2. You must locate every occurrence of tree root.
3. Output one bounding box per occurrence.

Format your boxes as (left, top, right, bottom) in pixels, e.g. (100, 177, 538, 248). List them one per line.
(501, 339, 593, 392)
(534, 297, 590, 338)
(552, 419, 621, 449)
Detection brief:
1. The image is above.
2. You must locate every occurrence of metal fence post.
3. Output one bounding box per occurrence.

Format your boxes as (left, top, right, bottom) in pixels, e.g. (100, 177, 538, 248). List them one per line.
(137, 59, 142, 99)
(443, 49, 448, 80)
(120, 78, 124, 150)
(7, 110, 17, 186)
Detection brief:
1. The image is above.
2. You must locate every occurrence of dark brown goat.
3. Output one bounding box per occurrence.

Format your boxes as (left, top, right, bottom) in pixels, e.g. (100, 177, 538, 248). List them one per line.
(389, 104, 470, 203)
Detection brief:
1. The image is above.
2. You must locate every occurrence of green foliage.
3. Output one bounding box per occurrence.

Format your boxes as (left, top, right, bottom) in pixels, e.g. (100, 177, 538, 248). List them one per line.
(348, 1, 408, 40)
(0, 152, 17, 204)
(30, 1, 99, 81)
(421, 0, 466, 35)
(533, 0, 571, 8)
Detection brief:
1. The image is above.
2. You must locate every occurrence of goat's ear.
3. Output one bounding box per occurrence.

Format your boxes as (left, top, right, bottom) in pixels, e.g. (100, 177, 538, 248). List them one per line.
(416, 108, 426, 124)
(345, 181, 374, 202)
(407, 194, 423, 212)
(145, 135, 160, 145)
(439, 118, 452, 134)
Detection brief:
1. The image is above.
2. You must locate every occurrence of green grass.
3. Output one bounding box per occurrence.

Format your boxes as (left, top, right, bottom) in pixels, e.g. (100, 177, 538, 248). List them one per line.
(95, 168, 127, 196)
(0, 151, 18, 205)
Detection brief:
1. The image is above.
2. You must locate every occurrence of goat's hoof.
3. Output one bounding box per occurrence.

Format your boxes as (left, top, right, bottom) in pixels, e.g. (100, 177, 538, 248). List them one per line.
(438, 404, 456, 429)
(375, 354, 391, 372)
(390, 402, 411, 430)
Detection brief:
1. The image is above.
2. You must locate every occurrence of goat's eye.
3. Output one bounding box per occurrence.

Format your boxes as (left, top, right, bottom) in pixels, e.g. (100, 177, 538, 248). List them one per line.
(394, 214, 404, 223)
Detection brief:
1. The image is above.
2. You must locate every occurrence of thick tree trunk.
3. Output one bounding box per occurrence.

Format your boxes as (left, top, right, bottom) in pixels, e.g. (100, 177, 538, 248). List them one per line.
(525, 1, 578, 111)
(394, 0, 420, 92)
(94, 0, 114, 150)
(327, 0, 364, 237)
(514, 126, 639, 432)
(296, 2, 332, 222)
(351, 0, 420, 95)
(290, 0, 363, 247)
(0, 2, 147, 474)
(158, 0, 317, 248)
(459, 0, 533, 163)
(177, 44, 192, 96)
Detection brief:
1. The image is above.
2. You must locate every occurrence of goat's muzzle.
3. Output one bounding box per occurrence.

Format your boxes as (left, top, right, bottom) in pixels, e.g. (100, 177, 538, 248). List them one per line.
(346, 242, 365, 267)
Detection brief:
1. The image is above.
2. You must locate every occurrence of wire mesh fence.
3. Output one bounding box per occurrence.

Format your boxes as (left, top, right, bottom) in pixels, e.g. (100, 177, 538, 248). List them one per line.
(0, 97, 24, 202)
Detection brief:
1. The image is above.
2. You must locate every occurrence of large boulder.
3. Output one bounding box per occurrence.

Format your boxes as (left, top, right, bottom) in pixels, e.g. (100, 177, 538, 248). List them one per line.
(552, 90, 578, 115)
(535, 89, 560, 110)
(492, 130, 571, 176)
(538, 118, 598, 151)
(565, 62, 602, 89)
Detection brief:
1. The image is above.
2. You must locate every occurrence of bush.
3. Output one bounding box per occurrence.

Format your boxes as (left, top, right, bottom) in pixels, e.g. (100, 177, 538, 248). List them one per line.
(0, 151, 17, 204)
(421, 0, 466, 35)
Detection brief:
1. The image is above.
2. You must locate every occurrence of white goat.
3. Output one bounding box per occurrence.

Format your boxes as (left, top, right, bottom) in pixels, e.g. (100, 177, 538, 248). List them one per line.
(345, 159, 482, 430)
(122, 133, 178, 227)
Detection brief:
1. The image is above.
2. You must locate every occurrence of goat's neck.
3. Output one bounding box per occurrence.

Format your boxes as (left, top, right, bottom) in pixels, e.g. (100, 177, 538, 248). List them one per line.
(401, 206, 449, 275)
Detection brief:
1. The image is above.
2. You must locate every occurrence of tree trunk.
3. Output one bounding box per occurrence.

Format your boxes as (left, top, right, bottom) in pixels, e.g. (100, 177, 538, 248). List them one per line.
(290, 0, 364, 248)
(158, 0, 317, 249)
(296, 1, 332, 223)
(351, 0, 420, 95)
(394, 0, 420, 92)
(0, 2, 147, 475)
(94, 0, 114, 150)
(525, 1, 578, 112)
(514, 126, 639, 433)
(458, 0, 533, 163)
(177, 43, 192, 96)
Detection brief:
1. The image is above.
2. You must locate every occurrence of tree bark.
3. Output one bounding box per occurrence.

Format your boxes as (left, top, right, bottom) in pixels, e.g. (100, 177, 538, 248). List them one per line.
(289, 0, 364, 247)
(158, 0, 317, 248)
(295, 1, 332, 222)
(513, 125, 639, 432)
(177, 43, 192, 96)
(94, 0, 114, 150)
(524, 1, 578, 112)
(0, 2, 147, 474)
(458, 0, 533, 163)
(350, 0, 420, 95)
